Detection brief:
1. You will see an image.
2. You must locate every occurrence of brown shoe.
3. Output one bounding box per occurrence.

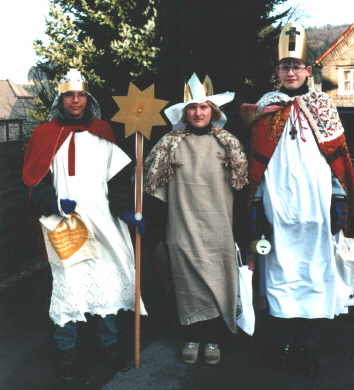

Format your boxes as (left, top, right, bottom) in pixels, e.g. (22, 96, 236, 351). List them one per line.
(181, 342, 200, 364)
(204, 343, 221, 365)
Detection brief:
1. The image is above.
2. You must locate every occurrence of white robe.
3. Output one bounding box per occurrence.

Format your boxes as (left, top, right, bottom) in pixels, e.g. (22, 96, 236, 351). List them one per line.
(261, 105, 349, 319)
(44, 131, 146, 326)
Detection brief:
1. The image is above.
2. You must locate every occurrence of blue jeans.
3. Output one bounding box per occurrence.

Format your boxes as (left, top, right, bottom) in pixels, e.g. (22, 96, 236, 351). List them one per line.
(54, 314, 119, 351)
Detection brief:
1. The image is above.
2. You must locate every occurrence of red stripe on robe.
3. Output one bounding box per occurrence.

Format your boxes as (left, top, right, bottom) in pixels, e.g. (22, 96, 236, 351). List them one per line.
(23, 119, 117, 187)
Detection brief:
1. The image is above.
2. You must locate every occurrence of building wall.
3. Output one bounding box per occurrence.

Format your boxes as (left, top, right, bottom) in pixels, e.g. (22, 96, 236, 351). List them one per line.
(321, 27, 354, 107)
(0, 120, 38, 143)
(320, 43, 354, 107)
(0, 81, 42, 286)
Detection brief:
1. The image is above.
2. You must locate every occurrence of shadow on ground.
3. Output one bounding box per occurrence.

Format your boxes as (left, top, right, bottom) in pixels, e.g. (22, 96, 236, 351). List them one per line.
(0, 267, 353, 390)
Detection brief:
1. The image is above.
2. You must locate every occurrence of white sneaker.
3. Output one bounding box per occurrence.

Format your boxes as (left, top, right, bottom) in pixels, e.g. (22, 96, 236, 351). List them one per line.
(204, 343, 221, 365)
(181, 342, 200, 364)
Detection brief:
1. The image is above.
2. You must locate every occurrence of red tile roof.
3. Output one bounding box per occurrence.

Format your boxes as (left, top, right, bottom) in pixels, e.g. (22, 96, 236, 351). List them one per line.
(315, 23, 354, 65)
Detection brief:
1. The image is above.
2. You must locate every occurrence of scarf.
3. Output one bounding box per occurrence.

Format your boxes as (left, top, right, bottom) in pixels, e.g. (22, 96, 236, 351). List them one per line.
(144, 127, 248, 195)
(279, 83, 309, 97)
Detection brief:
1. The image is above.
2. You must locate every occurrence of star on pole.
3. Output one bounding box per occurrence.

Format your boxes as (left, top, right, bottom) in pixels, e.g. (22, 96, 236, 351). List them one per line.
(111, 83, 169, 139)
(110, 82, 169, 368)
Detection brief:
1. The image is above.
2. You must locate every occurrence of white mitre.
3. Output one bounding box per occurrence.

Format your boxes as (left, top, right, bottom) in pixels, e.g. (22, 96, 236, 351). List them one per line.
(164, 73, 235, 130)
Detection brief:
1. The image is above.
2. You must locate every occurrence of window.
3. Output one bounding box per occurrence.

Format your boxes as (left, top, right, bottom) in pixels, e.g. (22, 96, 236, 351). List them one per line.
(0, 120, 23, 142)
(338, 68, 354, 95)
(8, 122, 21, 141)
(0, 122, 6, 142)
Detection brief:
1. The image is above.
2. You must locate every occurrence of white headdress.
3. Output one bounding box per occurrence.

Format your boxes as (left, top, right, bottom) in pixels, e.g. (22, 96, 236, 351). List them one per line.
(48, 68, 101, 120)
(164, 73, 235, 130)
(58, 68, 89, 94)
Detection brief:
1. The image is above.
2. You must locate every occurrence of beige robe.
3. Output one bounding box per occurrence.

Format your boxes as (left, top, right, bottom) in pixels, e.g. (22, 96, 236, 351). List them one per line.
(154, 133, 238, 333)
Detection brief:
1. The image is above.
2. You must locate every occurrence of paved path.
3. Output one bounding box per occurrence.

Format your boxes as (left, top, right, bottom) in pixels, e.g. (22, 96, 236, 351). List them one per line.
(104, 317, 354, 390)
(1, 269, 354, 390)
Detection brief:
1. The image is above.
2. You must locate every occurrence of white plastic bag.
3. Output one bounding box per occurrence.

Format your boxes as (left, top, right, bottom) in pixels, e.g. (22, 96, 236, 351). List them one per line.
(235, 243, 255, 336)
(334, 231, 354, 306)
(40, 212, 98, 268)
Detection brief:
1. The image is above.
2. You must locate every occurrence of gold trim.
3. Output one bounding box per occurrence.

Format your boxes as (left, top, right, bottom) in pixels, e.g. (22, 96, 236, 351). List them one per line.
(58, 81, 89, 94)
(278, 23, 307, 62)
(203, 75, 214, 96)
(183, 74, 214, 102)
(183, 83, 192, 102)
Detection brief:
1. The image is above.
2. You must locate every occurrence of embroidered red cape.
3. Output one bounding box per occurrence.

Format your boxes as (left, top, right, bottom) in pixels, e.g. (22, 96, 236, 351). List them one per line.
(248, 103, 354, 237)
(23, 119, 117, 187)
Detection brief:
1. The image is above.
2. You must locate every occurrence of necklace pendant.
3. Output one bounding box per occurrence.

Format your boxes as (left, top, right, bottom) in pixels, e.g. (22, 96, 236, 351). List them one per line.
(289, 125, 297, 140)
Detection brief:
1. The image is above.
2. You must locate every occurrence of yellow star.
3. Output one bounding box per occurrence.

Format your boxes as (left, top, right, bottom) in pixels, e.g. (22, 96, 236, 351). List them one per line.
(111, 83, 169, 139)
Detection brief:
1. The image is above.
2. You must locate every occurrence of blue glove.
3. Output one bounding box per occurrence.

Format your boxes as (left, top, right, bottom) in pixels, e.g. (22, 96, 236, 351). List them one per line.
(50, 199, 77, 215)
(119, 211, 144, 235)
(331, 196, 348, 234)
(60, 199, 77, 214)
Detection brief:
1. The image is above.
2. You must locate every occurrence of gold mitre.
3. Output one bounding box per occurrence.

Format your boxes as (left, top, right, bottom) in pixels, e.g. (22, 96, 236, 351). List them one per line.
(278, 22, 307, 62)
(58, 69, 89, 94)
(184, 73, 214, 102)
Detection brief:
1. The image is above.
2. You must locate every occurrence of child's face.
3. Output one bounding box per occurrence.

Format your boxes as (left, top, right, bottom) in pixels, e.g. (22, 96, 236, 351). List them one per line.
(277, 59, 312, 90)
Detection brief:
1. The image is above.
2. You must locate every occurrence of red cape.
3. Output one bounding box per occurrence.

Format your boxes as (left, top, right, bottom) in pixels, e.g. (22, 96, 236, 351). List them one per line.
(23, 119, 117, 187)
(248, 103, 354, 237)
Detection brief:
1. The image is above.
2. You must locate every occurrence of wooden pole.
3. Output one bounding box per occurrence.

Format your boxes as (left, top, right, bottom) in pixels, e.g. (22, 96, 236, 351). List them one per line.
(134, 132, 143, 368)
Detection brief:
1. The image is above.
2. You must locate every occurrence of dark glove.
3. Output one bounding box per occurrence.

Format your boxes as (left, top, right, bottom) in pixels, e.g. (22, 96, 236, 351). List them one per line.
(108, 165, 134, 217)
(249, 198, 272, 240)
(331, 196, 348, 234)
(119, 211, 144, 235)
(51, 199, 77, 215)
(30, 172, 57, 216)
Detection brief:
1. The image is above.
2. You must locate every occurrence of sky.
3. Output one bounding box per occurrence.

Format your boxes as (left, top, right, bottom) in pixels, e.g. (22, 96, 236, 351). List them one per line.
(0, 0, 49, 83)
(0, 0, 353, 84)
(274, 0, 354, 27)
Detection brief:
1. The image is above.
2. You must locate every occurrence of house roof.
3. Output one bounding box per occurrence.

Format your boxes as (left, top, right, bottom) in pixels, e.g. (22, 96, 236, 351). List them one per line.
(0, 80, 35, 120)
(315, 23, 354, 66)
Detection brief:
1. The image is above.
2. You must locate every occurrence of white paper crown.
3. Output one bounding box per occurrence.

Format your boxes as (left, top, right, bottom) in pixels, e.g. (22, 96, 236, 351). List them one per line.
(58, 69, 89, 94)
(49, 69, 101, 120)
(164, 73, 235, 130)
